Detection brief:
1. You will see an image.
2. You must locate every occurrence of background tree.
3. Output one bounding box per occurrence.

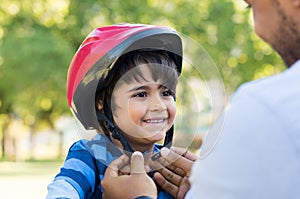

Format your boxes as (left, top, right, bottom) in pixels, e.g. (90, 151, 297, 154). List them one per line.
(0, 0, 284, 160)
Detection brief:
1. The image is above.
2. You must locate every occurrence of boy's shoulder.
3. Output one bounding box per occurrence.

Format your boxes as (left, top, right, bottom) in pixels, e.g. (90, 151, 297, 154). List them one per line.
(68, 140, 88, 151)
(68, 134, 110, 151)
(67, 134, 122, 166)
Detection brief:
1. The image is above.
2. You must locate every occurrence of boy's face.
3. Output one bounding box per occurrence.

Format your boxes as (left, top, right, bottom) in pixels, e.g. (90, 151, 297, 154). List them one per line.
(111, 64, 176, 149)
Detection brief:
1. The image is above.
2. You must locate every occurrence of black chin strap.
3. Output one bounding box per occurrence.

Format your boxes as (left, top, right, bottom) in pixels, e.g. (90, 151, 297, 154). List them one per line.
(96, 111, 134, 154)
(151, 126, 173, 161)
(163, 126, 173, 148)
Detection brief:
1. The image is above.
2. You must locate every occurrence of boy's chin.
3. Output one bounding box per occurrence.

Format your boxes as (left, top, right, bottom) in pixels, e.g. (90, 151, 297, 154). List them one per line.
(145, 131, 166, 142)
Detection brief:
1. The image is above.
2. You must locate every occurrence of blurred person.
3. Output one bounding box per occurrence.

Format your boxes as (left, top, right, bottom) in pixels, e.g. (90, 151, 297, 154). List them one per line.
(101, 0, 300, 198)
(46, 23, 186, 199)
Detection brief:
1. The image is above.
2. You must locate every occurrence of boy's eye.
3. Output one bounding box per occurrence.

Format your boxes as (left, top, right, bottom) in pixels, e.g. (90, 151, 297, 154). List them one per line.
(134, 91, 148, 98)
(162, 89, 175, 97)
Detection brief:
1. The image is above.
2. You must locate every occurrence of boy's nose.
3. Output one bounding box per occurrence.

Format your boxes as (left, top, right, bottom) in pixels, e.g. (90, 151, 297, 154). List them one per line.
(149, 103, 167, 111)
(149, 96, 167, 111)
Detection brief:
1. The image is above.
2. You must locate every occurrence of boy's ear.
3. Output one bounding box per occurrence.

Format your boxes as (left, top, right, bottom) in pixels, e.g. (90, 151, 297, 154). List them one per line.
(97, 100, 103, 110)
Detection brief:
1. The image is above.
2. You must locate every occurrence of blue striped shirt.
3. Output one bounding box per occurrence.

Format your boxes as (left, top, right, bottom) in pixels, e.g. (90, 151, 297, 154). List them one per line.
(46, 134, 173, 199)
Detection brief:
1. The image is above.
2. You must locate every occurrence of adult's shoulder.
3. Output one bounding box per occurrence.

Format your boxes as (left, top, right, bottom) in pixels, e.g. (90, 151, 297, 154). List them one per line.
(230, 63, 300, 132)
(233, 64, 300, 105)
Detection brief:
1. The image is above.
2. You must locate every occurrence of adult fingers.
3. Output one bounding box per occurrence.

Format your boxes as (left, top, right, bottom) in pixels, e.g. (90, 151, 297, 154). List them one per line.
(155, 157, 186, 177)
(177, 176, 190, 199)
(158, 167, 182, 186)
(154, 172, 178, 198)
(106, 154, 129, 177)
(170, 146, 198, 161)
(160, 148, 193, 174)
(166, 162, 186, 177)
(130, 151, 146, 174)
(118, 164, 130, 175)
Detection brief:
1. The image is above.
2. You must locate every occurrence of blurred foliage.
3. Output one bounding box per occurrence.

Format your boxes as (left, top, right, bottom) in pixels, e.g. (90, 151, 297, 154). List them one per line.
(0, 0, 285, 147)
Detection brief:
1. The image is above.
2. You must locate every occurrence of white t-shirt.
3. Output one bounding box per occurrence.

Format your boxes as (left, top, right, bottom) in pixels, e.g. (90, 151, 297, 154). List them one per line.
(187, 60, 300, 199)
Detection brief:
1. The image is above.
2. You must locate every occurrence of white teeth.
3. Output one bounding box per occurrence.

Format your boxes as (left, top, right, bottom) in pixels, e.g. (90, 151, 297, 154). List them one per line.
(145, 119, 164, 123)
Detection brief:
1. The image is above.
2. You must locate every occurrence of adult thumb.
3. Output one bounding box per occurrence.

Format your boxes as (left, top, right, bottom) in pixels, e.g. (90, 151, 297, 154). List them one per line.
(161, 147, 193, 173)
(130, 151, 145, 174)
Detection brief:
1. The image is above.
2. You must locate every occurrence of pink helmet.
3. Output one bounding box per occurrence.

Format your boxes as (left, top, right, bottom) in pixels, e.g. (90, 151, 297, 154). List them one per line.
(66, 23, 182, 154)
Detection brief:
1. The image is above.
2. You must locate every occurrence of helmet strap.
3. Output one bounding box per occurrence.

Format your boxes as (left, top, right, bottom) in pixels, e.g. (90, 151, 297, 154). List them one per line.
(151, 95, 176, 160)
(151, 126, 174, 161)
(163, 126, 173, 148)
(96, 111, 134, 153)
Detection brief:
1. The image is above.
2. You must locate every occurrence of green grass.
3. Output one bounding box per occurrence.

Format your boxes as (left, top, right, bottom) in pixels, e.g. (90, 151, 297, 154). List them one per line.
(0, 160, 63, 176)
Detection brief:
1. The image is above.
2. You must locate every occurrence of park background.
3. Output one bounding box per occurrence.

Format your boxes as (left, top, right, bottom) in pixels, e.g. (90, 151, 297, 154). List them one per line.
(0, 0, 284, 198)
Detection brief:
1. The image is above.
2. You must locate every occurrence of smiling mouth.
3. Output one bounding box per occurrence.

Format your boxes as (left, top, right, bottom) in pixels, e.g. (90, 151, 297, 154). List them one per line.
(143, 119, 167, 123)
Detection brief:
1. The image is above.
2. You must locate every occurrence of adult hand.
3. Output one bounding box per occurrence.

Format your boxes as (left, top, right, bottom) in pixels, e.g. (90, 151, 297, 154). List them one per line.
(102, 151, 157, 199)
(153, 147, 197, 199)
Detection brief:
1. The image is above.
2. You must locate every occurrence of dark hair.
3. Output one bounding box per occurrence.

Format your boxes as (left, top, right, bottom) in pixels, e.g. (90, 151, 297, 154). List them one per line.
(95, 50, 179, 135)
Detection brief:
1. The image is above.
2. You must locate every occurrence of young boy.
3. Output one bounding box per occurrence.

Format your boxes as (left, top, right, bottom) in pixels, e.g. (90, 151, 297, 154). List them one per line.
(46, 23, 183, 199)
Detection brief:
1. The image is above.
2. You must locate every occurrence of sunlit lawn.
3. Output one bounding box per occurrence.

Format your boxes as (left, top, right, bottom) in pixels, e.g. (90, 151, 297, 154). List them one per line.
(0, 161, 63, 198)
